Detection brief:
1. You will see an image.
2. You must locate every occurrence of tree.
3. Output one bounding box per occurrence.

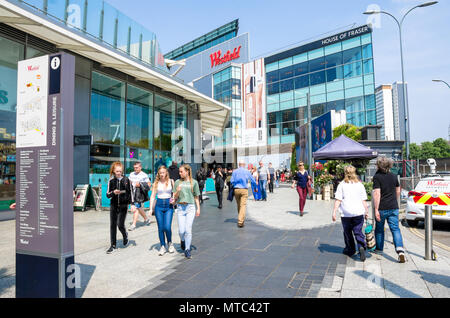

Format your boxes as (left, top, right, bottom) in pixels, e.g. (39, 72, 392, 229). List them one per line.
(432, 138, 450, 158)
(332, 124, 361, 141)
(290, 142, 297, 172)
(409, 143, 422, 160)
(421, 142, 441, 159)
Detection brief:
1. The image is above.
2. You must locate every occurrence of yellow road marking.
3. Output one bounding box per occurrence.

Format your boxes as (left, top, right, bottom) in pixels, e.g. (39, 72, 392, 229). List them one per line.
(408, 226, 450, 252)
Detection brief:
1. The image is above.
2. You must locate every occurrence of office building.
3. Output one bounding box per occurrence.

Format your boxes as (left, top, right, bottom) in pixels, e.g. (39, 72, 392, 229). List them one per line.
(375, 84, 395, 140)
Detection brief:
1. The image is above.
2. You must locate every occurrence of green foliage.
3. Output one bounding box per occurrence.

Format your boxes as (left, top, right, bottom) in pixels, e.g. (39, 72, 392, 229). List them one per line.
(332, 124, 361, 141)
(408, 138, 450, 159)
(291, 142, 297, 172)
(362, 182, 373, 201)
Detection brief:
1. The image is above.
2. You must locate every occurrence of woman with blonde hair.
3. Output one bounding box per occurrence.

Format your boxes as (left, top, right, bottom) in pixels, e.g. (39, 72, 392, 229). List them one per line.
(172, 164, 201, 259)
(106, 161, 132, 254)
(332, 165, 369, 262)
(149, 166, 175, 256)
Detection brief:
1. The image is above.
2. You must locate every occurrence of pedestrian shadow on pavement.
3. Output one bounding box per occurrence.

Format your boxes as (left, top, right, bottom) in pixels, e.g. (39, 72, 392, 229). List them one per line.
(318, 244, 342, 255)
(354, 270, 422, 298)
(119, 239, 137, 249)
(75, 263, 96, 298)
(148, 243, 197, 253)
(0, 268, 14, 296)
(412, 270, 450, 289)
(287, 211, 308, 216)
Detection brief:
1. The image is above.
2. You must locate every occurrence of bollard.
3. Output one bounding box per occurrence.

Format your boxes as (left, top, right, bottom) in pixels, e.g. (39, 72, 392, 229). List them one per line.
(424, 205, 434, 260)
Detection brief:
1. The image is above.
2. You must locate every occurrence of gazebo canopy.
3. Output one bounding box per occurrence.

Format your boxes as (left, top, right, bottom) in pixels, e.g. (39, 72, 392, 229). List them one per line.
(312, 135, 378, 160)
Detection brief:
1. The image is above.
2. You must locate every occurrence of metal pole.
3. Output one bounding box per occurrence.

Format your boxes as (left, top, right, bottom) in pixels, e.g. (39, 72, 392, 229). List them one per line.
(307, 93, 313, 177)
(398, 28, 410, 160)
(424, 205, 434, 260)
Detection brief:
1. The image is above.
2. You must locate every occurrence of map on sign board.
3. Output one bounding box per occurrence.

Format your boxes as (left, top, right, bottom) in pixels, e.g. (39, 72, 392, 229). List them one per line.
(16, 55, 49, 148)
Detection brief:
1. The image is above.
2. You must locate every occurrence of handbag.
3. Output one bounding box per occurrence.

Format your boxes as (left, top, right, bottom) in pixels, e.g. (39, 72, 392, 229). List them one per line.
(364, 220, 376, 251)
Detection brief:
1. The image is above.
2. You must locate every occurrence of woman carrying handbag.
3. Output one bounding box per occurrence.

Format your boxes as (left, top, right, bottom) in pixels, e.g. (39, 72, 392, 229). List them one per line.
(149, 166, 175, 256)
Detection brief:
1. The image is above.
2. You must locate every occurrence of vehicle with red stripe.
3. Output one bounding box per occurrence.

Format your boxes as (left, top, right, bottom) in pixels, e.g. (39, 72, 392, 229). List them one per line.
(405, 176, 450, 227)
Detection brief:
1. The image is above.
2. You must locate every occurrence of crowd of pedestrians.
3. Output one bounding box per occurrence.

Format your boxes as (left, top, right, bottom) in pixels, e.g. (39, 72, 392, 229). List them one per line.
(105, 156, 406, 265)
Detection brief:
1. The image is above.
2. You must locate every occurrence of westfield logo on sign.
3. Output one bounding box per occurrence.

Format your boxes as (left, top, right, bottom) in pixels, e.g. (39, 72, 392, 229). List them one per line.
(27, 65, 40, 71)
(210, 46, 242, 68)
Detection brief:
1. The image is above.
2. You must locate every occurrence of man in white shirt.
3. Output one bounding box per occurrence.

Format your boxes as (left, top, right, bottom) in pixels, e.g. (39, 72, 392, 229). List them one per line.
(128, 162, 151, 231)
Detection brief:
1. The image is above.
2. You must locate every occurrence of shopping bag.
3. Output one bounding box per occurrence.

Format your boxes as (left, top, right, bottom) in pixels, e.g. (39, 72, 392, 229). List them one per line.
(364, 220, 376, 252)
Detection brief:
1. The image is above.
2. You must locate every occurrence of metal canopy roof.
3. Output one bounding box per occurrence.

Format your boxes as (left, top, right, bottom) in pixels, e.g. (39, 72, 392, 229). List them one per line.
(0, 0, 230, 137)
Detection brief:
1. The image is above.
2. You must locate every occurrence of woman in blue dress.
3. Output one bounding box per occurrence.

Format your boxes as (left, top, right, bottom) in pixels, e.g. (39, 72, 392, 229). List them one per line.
(251, 167, 261, 201)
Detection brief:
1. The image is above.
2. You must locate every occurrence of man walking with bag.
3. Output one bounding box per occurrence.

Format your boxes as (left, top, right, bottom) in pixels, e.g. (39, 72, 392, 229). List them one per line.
(231, 160, 256, 228)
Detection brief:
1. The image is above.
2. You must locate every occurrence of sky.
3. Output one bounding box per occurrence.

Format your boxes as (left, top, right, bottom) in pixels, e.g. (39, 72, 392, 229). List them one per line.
(105, 0, 450, 144)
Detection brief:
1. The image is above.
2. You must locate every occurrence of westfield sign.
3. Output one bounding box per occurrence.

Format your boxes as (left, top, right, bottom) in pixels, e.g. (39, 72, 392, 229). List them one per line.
(210, 46, 242, 68)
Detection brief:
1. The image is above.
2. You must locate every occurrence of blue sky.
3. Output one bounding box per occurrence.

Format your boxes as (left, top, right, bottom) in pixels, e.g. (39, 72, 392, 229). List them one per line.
(106, 0, 450, 144)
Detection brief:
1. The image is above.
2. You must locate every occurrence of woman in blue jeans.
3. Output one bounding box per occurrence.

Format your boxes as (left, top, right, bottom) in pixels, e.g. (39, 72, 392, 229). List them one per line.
(173, 164, 201, 259)
(149, 166, 175, 256)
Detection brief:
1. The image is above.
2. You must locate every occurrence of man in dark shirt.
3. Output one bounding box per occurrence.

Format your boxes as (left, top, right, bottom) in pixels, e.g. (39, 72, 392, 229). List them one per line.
(373, 156, 405, 263)
(215, 165, 225, 209)
(268, 163, 275, 193)
(168, 161, 180, 181)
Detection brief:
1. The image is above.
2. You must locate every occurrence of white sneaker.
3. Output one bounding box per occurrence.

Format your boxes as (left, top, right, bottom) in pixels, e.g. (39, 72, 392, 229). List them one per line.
(128, 224, 136, 231)
(159, 246, 166, 256)
(168, 243, 175, 253)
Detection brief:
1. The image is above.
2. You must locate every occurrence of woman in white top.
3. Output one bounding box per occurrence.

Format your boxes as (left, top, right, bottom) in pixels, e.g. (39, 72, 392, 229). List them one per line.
(149, 166, 175, 256)
(332, 165, 369, 262)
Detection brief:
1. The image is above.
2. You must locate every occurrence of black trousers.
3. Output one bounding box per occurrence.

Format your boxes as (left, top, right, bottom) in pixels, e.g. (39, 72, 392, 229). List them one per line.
(216, 185, 224, 207)
(199, 184, 204, 203)
(268, 175, 275, 193)
(110, 204, 128, 247)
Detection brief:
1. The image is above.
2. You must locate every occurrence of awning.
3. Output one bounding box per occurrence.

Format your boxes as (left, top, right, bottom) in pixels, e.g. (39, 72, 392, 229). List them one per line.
(313, 135, 378, 160)
(0, 0, 230, 137)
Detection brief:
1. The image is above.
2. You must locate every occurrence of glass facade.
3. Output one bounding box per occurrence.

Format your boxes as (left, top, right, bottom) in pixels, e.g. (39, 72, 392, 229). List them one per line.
(16, 0, 166, 69)
(213, 66, 242, 146)
(265, 33, 376, 145)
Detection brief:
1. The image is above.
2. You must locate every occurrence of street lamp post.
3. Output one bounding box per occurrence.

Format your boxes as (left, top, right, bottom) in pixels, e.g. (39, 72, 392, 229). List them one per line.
(364, 1, 438, 161)
(432, 79, 450, 89)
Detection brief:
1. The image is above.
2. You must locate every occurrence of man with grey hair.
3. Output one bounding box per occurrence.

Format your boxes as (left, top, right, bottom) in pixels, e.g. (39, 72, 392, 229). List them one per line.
(373, 156, 406, 263)
(230, 160, 256, 228)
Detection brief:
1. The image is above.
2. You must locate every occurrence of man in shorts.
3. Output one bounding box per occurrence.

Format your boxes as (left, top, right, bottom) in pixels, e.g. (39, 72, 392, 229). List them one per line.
(128, 162, 151, 231)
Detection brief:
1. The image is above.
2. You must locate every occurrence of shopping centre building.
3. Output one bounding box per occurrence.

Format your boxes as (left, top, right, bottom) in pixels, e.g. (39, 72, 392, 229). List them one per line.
(0, 0, 230, 211)
(167, 22, 376, 167)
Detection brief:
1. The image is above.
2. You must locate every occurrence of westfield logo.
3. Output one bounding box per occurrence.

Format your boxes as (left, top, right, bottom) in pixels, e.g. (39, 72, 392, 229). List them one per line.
(27, 65, 40, 71)
(210, 46, 242, 68)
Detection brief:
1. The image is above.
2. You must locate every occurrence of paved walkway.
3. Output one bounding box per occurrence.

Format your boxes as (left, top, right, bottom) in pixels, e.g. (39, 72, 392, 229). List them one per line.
(1, 185, 449, 298)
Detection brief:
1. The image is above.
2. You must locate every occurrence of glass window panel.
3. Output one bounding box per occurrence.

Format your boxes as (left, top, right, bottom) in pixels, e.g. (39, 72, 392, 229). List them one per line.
(324, 42, 342, 55)
(280, 91, 294, 102)
(363, 59, 374, 74)
(265, 61, 279, 72)
(90, 72, 126, 145)
(345, 77, 363, 89)
(366, 110, 377, 125)
(279, 78, 294, 93)
(342, 36, 361, 50)
(365, 94, 376, 110)
(267, 82, 279, 95)
(363, 74, 374, 85)
(310, 71, 326, 86)
(294, 87, 309, 99)
(295, 97, 307, 107)
(267, 112, 280, 125)
(364, 84, 375, 95)
(309, 57, 326, 73)
(279, 65, 294, 81)
(308, 48, 324, 60)
(326, 80, 344, 92)
(267, 103, 280, 112)
(126, 85, 153, 149)
(310, 84, 326, 95)
(278, 57, 293, 68)
(126, 148, 152, 175)
(311, 103, 326, 118)
(294, 75, 309, 89)
(282, 109, 296, 122)
(281, 135, 295, 144)
(324, 52, 342, 68)
(282, 121, 295, 135)
(90, 145, 124, 175)
(267, 94, 280, 104)
(296, 107, 307, 122)
(232, 78, 241, 96)
(26, 46, 46, 59)
(222, 79, 231, 93)
(293, 61, 308, 76)
(310, 94, 326, 104)
(326, 99, 345, 112)
(101, 3, 119, 45)
(326, 66, 343, 82)
(345, 96, 364, 113)
(266, 70, 279, 83)
(280, 100, 294, 110)
(47, 0, 67, 22)
(361, 33, 372, 45)
(362, 44, 373, 59)
(345, 86, 364, 99)
(154, 94, 175, 151)
(343, 46, 362, 64)
(343, 61, 362, 78)
(327, 90, 344, 102)
(293, 53, 308, 64)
